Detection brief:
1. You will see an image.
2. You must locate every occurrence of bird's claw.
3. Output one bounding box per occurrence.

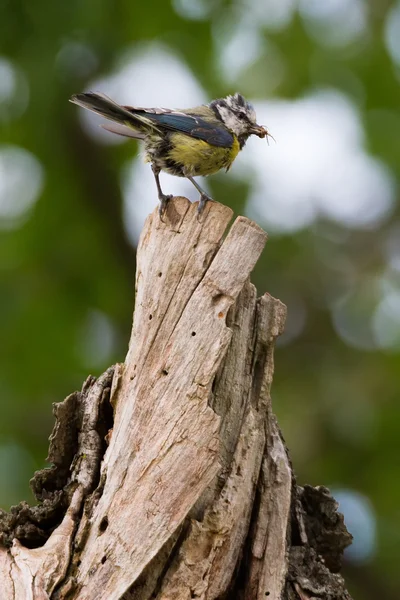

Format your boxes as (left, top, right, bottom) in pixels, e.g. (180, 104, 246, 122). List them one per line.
(158, 194, 173, 221)
(197, 193, 213, 220)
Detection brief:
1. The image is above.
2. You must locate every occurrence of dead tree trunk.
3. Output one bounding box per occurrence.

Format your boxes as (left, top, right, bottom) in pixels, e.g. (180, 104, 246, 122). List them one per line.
(0, 198, 353, 599)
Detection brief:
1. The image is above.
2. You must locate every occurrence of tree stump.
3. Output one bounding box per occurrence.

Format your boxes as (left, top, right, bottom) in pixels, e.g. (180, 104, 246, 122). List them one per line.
(0, 198, 353, 599)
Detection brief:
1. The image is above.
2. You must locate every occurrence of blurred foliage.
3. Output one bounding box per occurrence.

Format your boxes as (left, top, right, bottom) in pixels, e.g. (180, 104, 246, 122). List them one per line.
(0, 1, 399, 598)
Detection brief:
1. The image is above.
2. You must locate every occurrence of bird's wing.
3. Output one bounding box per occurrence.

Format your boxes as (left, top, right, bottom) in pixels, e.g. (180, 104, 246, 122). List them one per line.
(124, 107, 235, 148)
(70, 92, 234, 147)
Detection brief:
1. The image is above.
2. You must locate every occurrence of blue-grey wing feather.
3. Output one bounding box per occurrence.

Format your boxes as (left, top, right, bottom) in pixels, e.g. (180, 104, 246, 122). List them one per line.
(125, 109, 234, 148)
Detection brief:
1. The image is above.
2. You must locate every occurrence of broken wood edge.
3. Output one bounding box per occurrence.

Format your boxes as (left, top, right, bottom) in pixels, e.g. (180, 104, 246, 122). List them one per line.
(0, 367, 115, 597)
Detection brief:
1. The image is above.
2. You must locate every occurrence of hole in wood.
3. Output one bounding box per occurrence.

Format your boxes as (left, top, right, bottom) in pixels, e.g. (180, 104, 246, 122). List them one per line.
(191, 331, 196, 336)
(101, 555, 107, 564)
(162, 369, 168, 376)
(157, 272, 162, 277)
(99, 516, 109, 534)
(149, 314, 153, 320)
(212, 293, 224, 304)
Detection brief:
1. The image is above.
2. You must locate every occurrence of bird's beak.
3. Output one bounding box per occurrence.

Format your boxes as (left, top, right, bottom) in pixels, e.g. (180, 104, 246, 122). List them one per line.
(251, 124, 270, 139)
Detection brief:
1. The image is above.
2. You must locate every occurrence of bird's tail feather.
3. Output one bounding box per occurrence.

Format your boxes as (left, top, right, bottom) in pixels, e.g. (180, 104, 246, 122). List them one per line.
(100, 122, 145, 139)
(69, 92, 147, 138)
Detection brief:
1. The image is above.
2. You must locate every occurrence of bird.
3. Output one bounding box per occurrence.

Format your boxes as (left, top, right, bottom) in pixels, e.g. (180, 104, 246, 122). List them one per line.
(70, 91, 271, 216)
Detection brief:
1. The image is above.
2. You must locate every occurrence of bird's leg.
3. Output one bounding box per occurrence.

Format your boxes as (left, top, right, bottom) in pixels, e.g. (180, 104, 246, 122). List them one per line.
(151, 164, 172, 218)
(186, 176, 213, 215)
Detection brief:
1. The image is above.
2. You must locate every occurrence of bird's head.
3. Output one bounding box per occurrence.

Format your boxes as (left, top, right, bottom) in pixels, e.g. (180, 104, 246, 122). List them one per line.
(210, 93, 270, 145)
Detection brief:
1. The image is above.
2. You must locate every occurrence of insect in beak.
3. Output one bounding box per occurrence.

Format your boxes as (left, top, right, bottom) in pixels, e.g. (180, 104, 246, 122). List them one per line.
(251, 124, 269, 138)
(251, 125, 275, 144)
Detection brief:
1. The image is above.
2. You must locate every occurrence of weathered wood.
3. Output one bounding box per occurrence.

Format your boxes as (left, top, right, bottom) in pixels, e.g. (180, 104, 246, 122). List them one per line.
(0, 198, 353, 600)
(74, 199, 267, 599)
(0, 368, 115, 599)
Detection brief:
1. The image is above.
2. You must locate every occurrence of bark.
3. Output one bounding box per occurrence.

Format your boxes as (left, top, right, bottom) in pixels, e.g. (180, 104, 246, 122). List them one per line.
(0, 198, 353, 599)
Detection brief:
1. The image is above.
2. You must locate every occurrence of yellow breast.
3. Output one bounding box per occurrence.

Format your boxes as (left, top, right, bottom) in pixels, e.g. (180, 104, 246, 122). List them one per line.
(167, 133, 240, 177)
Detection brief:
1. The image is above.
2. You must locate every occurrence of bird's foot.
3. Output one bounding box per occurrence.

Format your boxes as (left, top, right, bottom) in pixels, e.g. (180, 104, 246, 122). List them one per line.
(197, 193, 213, 219)
(158, 194, 173, 221)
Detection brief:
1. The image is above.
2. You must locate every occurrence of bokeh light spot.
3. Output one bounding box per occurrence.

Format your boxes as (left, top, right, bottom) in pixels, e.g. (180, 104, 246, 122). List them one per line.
(299, 0, 367, 48)
(332, 281, 378, 350)
(77, 310, 117, 368)
(0, 58, 16, 102)
(384, 2, 400, 66)
(0, 146, 44, 228)
(333, 488, 377, 563)
(56, 41, 98, 79)
(172, 0, 214, 21)
(372, 289, 400, 350)
(214, 21, 264, 83)
(0, 56, 29, 122)
(245, 0, 295, 31)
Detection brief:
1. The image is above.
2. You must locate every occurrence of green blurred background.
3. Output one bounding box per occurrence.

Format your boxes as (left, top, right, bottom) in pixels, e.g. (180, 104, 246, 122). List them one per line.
(1, 0, 399, 597)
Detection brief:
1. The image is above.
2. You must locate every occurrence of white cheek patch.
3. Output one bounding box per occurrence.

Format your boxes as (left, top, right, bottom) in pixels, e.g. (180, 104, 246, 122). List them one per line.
(217, 105, 248, 136)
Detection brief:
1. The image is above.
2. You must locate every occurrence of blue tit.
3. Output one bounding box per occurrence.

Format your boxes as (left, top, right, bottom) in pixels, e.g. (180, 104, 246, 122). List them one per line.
(70, 91, 270, 215)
